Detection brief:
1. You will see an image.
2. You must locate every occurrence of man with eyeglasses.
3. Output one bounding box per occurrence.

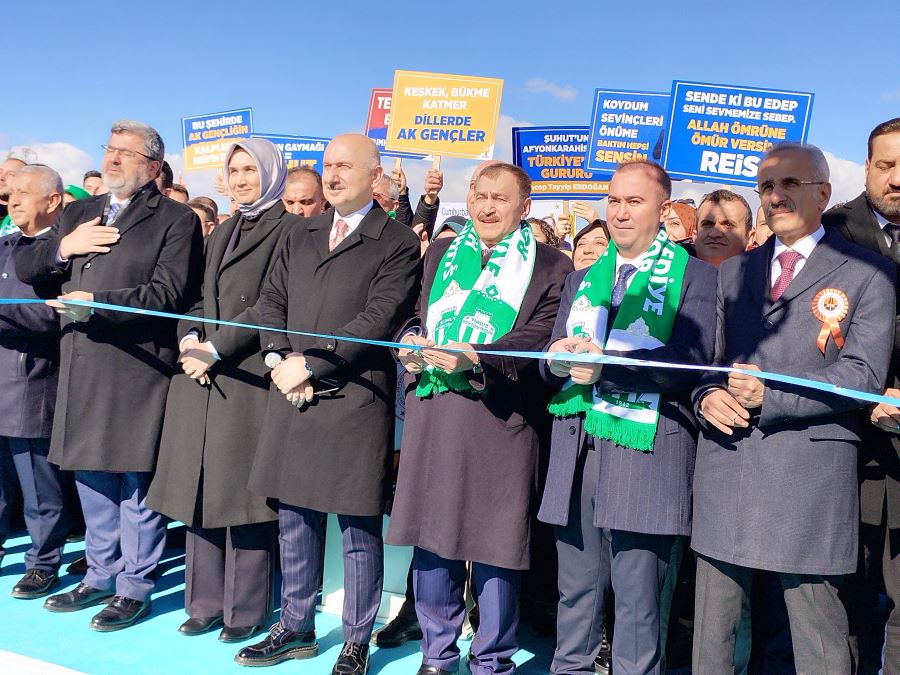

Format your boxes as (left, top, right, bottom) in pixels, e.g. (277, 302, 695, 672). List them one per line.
(823, 117, 900, 674)
(14, 119, 203, 632)
(691, 141, 896, 674)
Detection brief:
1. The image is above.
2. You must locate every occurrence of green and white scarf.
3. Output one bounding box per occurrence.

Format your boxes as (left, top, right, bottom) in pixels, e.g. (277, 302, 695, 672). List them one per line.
(548, 228, 688, 451)
(416, 220, 536, 397)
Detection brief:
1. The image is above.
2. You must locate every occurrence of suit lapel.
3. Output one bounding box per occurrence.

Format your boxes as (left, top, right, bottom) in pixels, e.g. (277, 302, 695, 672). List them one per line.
(748, 237, 775, 311)
(843, 194, 889, 256)
(767, 229, 848, 316)
(219, 202, 287, 276)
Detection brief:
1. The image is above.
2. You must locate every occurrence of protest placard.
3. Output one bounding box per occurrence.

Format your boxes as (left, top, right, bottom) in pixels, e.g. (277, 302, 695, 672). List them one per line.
(251, 133, 328, 173)
(585, 90, 670, 172)
(513, 126, 610, 199)
(182, 108, 252, 171)
(365, 88, 425, 160)
(662, 81, 814, 186)
(385, 70, 503, 159)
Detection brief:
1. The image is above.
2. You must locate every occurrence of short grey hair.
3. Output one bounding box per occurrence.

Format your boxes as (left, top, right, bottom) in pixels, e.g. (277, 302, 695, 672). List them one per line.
(763, 141, 830, 182)
(110, 119, 165, 161)
(16, 164, 64, 197)
(379, 174, 400, 201)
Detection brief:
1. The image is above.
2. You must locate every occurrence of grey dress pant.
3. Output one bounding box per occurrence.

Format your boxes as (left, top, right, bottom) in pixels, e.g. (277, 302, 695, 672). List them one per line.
(693, 554, 851, 675)
(553, 444, 676, 674)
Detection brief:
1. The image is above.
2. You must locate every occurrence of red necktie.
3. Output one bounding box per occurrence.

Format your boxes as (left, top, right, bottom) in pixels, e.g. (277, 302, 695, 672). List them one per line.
(770, 250, 802, 301)
(329, 218, 349, 252)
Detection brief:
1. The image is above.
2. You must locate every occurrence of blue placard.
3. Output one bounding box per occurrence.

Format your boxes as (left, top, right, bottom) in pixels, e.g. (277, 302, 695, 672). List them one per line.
(181, 108, 253, 170)
(512, 126, 611, 200)
(251, 133, 329, 173)
(662, 81, 814, 186)
(585, 90, 670, 172)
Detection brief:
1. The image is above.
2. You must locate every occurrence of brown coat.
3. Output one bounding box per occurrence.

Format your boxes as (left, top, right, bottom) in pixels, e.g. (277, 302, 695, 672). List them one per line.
(386, 237, 571, 570)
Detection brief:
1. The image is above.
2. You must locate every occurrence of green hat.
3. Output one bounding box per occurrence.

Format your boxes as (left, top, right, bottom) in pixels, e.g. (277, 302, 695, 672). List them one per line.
(64, 185, 91, 201)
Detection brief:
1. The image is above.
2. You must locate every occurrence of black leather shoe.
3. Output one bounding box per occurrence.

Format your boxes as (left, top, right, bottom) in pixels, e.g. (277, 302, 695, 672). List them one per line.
(178, 616, 224, 636)
(66, 556, 88, 576)
(219, 624, 264, 643)
(372, 613, 422, 648)
(234, 623, 317, 666)
(11, 569, 60, 599)
(90, 596, 151, 631)
(332, 642, 369, 674)
(416, 666, 457, 675)
(44, 583, 114, 612)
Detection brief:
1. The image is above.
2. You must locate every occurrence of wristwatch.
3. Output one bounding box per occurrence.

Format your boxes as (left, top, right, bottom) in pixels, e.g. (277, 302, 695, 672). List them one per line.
(264, 352, 283, 369)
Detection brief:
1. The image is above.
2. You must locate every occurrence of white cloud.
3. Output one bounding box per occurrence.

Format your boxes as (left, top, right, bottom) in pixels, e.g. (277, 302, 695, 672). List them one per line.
(1, 142, 94, 187)
(823, 151, 865, 205)
(525, 78, 578, 102)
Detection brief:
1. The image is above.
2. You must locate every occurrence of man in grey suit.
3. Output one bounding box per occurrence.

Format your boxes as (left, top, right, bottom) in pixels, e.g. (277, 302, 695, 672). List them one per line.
(539, 160, 717, 674)
(691, 141, 897, 674)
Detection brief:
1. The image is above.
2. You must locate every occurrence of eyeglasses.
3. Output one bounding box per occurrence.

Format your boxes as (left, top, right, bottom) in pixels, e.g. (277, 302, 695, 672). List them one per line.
(100, 145, 158, 162)
(754, 177, 826, 197)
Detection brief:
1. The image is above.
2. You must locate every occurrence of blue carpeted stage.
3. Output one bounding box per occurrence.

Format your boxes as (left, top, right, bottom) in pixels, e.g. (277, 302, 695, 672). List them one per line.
(0, 528, 551, 674)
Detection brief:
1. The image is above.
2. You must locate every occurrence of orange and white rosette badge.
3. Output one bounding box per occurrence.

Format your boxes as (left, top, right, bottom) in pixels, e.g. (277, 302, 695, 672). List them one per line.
(811, 288, 848, 354)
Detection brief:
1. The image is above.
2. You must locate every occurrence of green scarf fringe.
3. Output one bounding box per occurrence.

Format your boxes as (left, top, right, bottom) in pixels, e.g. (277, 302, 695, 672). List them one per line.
(584, 411, 655, 453)
(415, 369, 483, 398)
(547, 384, 593, 417)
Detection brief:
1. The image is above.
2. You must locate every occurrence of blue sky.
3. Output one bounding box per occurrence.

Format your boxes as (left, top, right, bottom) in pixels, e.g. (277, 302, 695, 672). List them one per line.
(4, 0, 899, 206)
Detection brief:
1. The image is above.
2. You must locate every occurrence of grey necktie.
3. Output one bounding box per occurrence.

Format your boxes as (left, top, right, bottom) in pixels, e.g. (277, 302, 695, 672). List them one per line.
(107, 202, 123, 225)
(609, 263, 638, 326)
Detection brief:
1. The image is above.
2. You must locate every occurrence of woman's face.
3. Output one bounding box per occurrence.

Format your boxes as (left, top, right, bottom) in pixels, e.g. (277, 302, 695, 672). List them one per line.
(573, 228, 609, 270)
(664, 208, 689, 241)
(227, 149, 261, 205)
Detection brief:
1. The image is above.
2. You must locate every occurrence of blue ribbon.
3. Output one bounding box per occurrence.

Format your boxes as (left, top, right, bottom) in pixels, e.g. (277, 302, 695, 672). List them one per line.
(4, 297, 899, 407)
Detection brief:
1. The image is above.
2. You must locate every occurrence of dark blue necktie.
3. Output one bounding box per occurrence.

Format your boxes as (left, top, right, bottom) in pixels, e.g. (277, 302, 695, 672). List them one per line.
(609, 263, 638, 326)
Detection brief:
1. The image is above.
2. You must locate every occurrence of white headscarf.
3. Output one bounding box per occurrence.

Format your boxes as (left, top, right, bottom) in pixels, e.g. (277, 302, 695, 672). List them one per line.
(223, 138, 287, 220)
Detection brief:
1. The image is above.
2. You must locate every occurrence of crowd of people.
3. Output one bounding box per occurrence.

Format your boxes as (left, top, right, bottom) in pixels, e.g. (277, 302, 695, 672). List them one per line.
(0, 115, 898, 675)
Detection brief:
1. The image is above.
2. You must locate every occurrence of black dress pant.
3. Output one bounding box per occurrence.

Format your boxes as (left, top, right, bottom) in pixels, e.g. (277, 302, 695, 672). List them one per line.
(184, 521, 276, 627)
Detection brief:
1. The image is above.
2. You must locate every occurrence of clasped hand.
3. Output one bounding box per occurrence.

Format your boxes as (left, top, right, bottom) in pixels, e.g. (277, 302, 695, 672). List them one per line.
(546, 336, 603, 385)
(179, 338, 217, 386)
(398, 335, 477, 374)
(272, 355, 314, 409)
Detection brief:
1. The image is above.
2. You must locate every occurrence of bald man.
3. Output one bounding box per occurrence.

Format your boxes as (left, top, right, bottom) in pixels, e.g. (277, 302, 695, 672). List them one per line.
(234, 134, 420, 675)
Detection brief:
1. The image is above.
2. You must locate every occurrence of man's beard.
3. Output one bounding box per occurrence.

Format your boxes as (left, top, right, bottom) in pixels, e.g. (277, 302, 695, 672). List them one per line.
(870, 192, 900, 219)
(102, 171, 147, 197)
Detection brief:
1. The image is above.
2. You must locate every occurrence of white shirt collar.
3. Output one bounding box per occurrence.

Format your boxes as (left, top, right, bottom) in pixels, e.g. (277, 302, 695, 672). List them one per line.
(872, 207, 892, 230)
(772, 224, 825, 261)
(20, 226, 53, 238)
(333, 200, 374, 236)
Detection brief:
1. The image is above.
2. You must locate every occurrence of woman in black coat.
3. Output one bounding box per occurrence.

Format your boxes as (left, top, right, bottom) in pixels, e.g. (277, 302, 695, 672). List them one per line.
(147, 139, 300, 642)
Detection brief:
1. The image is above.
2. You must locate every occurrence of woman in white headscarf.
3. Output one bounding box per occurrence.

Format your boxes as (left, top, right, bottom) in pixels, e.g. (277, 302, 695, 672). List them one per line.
(148, 138, 300, 643)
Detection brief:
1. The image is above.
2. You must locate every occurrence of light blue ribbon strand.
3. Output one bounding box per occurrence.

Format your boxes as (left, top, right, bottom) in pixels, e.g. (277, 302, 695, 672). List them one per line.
(5, 297, 899, 407)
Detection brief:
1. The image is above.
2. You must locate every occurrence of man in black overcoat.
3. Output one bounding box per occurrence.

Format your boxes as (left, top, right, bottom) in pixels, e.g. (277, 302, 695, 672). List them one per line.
(234, 134, 420, 675)
(15, 120, 202, 631)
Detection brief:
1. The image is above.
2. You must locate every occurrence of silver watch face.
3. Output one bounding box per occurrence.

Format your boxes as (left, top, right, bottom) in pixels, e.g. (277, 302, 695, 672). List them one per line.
(264, 353, 283, 369)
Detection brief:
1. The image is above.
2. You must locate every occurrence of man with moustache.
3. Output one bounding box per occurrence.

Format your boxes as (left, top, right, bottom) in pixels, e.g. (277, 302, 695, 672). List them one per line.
(540, 160, 717, 675)
(234, 134, 420, 675)
(281, 167, 328, 217)
(693, 189, 755, 267)
(692, 142, 895, 674)
(823, 117, 900, 674)
(0, 165, 69, 599)
(388, 162, 571, 675)
(15, 120, 203, 631)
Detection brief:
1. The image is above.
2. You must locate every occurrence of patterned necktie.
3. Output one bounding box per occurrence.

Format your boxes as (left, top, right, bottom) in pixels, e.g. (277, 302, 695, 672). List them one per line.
(771, 250, 802, 301)
(885, 223, 900, 264)
(329, 218, 349, 252)
(107, 202, 123, 225)
(609, 263, 638, 325)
